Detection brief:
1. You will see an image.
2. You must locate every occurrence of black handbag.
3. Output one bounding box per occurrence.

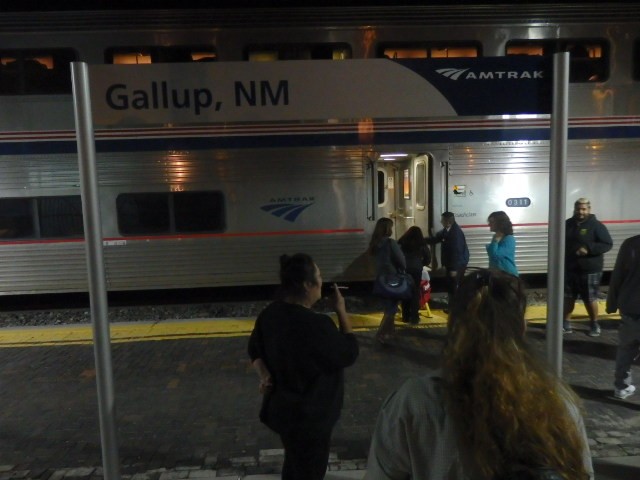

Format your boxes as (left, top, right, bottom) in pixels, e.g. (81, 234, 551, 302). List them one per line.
(373, 272, 415, 300)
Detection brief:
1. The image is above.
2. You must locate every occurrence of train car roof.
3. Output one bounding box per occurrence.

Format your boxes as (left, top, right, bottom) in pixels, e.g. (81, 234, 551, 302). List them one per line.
(1, 2, 640, 32)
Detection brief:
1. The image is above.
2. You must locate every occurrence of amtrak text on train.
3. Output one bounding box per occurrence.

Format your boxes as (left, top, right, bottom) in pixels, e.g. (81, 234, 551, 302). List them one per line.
(269, 196, 314, 203)
(437, 68, 544, 81)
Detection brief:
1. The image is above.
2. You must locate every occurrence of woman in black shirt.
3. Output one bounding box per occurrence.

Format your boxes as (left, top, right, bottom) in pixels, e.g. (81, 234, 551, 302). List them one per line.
(398, 226, 430, 324)
(248, 253, 359, 480)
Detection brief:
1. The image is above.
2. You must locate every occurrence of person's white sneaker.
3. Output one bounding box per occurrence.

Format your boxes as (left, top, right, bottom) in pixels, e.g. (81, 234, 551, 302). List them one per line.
(614, 385, 636, 399)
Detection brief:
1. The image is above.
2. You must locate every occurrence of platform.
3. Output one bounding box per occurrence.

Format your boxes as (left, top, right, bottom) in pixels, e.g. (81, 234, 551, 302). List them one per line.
(1, 300, 639, 479)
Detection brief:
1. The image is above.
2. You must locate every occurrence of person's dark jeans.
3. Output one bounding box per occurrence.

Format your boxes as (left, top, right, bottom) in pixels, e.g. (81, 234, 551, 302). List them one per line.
(614, 313, 640, 390)
(280, 426, 332, 480)
(445, 267, 466, 304)
(401, 269, 422, 323)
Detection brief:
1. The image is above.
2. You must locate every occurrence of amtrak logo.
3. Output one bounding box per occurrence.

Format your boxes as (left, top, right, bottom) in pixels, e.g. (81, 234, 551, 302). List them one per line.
(436, 68, 544, 81)
(261, 201, 314, 222)
(436, 68, 470, 80)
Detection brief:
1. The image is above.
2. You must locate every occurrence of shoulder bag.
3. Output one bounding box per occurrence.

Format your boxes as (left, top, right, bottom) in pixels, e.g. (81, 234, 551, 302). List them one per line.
(373, 272, 414, 300)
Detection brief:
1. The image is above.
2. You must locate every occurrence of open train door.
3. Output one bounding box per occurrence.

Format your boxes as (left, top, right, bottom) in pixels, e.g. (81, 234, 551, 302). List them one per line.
(374, 153, 430, 239)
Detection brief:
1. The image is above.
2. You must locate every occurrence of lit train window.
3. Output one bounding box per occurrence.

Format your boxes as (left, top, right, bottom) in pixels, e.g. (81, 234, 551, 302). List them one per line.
(431, 47, 478, 58)
(506, 45, 545, 56)
(415, 161, 426, 210)
(0, 198, 34, 239)
(403, 169, 411, 199)
(245, 43, 352, 61)
(117, 191, 225, 235)
(111, 51, 152, 65)
(0, 48, 77, 95)
(248, 50, 278, 62)
(378, 43, 481, 59)
(38, 196, 84, 238)
(106, 46, 217, 64)
(506, 39, 609, 82)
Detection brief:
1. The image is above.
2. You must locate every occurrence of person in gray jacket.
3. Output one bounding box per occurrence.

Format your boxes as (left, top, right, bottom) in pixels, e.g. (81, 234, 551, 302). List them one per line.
(366, 269, 593, 480)
(606, 234, 640, 399)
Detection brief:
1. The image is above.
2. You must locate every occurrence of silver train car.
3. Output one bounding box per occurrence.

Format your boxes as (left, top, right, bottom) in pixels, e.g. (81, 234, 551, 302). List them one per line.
(1, 3, 640, 294)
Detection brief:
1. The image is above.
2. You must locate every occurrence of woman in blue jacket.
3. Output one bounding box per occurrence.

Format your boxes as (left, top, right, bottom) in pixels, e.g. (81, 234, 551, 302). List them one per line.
(486, 211, 518, 276)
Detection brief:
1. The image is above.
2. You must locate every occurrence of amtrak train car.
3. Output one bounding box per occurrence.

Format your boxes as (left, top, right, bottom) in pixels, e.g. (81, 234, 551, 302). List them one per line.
(0, 3, 639, 294)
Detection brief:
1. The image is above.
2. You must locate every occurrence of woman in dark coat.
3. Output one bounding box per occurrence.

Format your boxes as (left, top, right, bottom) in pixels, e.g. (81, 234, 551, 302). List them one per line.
(248, 253, 359, 480)
(368, 217, 406, 343)
(398, 226, 430, 324)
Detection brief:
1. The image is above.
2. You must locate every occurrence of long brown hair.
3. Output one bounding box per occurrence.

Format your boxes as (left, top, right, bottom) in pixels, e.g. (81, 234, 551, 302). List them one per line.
(442, 269, 588, 480)
(368, 217, 393, 255)
(398, 225, 425, 254)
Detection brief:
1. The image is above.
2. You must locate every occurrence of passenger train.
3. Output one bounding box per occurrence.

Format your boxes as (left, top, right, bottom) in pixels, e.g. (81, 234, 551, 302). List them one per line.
(0, 3, 639, 295)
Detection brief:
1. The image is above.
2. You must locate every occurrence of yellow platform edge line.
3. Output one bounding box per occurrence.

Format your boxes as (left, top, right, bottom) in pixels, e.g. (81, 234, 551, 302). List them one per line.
(0, 301, 619, 348)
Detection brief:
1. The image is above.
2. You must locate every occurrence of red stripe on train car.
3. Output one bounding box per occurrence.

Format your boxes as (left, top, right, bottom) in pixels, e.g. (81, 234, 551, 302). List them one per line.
(0, 228, 365, 246)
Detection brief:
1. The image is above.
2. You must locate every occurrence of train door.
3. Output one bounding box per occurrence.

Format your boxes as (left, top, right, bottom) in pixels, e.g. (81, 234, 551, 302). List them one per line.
(375, 154, 430, 239)
(375, 161, 395, 233)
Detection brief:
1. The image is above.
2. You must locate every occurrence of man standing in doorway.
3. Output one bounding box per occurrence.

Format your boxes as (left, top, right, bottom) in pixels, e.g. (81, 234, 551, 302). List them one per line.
(564, 198, 613, 336)
(427, 211, 469, 307)
(606, 234, 640, 399)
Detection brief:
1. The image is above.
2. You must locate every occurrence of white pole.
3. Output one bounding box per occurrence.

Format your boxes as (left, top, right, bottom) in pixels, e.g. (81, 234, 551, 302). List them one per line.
(547, 52, 570, 377)
(71, 61, 121, 480)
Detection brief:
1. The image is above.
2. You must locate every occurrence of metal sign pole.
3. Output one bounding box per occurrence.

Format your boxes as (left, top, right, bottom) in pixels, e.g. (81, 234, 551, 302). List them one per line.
(547, 52, 570, 377)
(71, 61, 121, 480)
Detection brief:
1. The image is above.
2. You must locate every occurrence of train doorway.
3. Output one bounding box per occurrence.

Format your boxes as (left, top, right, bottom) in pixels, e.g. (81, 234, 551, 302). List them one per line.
(375, 153, 430, 240)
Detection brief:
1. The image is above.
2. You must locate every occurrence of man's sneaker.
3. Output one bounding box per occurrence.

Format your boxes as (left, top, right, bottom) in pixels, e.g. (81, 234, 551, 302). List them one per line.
(563, 323, 573, 334)
(588, 324, 601, 337)
(614, 385, 636, 399)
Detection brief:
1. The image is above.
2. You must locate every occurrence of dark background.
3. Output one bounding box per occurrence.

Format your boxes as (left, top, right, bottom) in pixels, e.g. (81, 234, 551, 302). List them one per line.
(0, 0, 624, 13)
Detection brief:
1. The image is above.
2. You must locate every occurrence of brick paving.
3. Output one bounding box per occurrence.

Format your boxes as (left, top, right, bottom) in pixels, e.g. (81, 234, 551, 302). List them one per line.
(1, 312, 639, 478)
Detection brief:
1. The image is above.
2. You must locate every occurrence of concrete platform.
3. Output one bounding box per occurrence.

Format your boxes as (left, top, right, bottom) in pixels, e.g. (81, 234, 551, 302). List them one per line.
(0, 299, 639, 479)
(593, 456, 640, 479)
(245, 472, 365, 479)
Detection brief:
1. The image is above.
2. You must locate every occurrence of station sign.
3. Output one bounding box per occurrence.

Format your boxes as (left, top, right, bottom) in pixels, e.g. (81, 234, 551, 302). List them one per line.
(88, 57, 553, 127)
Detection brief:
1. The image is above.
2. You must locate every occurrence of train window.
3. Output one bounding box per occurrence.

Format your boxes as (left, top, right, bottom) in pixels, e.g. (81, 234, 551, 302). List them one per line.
(106, 46, 217, 64)
(38, 196, 84, 238)
(0, 198, 34, 239)
(110, 50, 152, 65)
(174, 191, 225, 233)
(415, 162, 426, 210)
(245, 43, 352, 61)
(0, 49, 77, 95)
(634, 40, 640, 81)
(506, 39, 609, 82)
(403, 169, 411, 199)
(378, 43, 481, 59)
(377, 171, 386, 205)
(116, 191, 226, 235)
(248, 50, 278, 62)
(507, 44, 545, 56)
(117, 193, 170, 235)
